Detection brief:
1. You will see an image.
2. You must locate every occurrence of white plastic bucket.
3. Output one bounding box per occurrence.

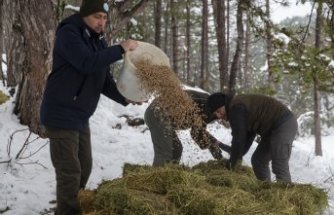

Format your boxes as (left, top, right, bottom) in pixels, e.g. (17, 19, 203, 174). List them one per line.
(117, 41, 170, 102)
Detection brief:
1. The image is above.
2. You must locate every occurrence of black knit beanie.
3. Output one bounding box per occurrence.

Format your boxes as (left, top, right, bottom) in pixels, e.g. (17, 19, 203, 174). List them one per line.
(207, 92, 226, 113)
(80, 0, 109, 17)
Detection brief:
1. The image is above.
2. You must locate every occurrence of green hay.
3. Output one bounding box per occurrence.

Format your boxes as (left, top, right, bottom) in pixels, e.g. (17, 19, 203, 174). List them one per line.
(193, 160, 261, 193)
(167, 184, 263, 215)
(81, 162, 328, 215)
(93, 178, 180, 215)
(0, 90, 9, 105)
(254, 183, 328, 215)
(124, 165, 205, 194)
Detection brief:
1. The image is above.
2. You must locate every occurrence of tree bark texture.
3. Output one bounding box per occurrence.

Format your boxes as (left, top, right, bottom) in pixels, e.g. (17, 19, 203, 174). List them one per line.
(163, 1, 170, 56)
(244, 15, 251, 89)
(170, 0, 179, 75)
(154, 0, 162, 48)
(266, 0, 274, 89)
(212, 0, 228, 91)
(10, 0, 56, 136)
(0, 0, 5, 86)
(226, 0, 230, 79)
(314, 1, 323, 156)
(185, 0, 191, 84)
(5, 0, 22, 88)
(200, 0, 209, 90)
(229, 0, 244, 94)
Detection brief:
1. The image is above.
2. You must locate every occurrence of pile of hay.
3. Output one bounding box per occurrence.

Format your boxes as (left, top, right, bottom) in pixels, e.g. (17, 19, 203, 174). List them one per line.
(0, 90, 8, 105)
(80, 161, 328, 215)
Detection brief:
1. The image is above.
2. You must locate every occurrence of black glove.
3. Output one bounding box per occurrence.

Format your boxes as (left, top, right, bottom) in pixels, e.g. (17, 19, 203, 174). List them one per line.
(208, 144, 223, 160)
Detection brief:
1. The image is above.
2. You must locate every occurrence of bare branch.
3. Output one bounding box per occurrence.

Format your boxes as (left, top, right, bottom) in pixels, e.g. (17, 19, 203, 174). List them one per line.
(110, 0, 150, 37)
(6, 129, 48, 168)
(0, 206, 10, 214)
(19, 141, 49, 160)
(16, 160, 48, 169)
(15, 131, 32, 160)
(301, 1, 316, 43)
(0, 159, 11, 164)
(324, 166, 334, 184)
(7, 128, 29, 157)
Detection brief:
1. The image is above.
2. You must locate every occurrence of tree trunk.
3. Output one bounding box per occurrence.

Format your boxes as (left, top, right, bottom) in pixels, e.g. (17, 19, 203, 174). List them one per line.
(266, 0, 274, 90)
(154, 0, 162, 48)
(185, 0, 191, 84)
(229, 0, 243, 94)
(314, 1, 323, 156)
(244, 14, 251, 89)
(226, 0, 230, 77)
(9, 0, 56, 136)
(2, 0, 11, 53)
(0, 0, 5, 86)
(163, 2, 170, 55)
(6, 0, 23, 88)
(328, 2, 334, 58)
(212, 0, 228, 91)
(313, 79, 322, 156)
(200, 0, 209, 90)
(170, 0, 179, 75)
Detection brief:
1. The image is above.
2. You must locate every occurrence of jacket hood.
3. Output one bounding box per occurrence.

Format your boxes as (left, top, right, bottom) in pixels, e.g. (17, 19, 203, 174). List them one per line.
(56, 14, 102, 38)
(56, 14, 85, 34)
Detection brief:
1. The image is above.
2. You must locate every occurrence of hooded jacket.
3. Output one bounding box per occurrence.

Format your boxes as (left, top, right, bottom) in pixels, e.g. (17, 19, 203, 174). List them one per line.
(40, 14, 128, 130)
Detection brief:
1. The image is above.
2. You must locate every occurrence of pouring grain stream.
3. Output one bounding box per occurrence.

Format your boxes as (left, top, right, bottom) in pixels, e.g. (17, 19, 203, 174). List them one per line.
(134, 60, 211, 149)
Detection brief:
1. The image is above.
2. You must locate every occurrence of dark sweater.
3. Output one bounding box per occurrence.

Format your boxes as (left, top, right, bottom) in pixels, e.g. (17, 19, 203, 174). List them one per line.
(226, 94, 293, 165)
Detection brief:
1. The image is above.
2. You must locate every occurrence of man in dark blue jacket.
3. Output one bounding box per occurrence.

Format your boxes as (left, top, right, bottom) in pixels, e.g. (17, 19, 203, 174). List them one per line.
(40, 0, 138, 214)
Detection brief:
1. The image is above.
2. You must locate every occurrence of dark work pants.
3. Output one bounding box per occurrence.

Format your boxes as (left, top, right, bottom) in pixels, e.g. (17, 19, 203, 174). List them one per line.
(251, 116, 298, 183)
(144, 104, 183, 166)
(46, 126, 92, 215)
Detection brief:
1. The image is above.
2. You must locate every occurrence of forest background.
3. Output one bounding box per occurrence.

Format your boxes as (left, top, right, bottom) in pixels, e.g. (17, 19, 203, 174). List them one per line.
(0, 0, 334, 172)
(0, 0, 334, 214)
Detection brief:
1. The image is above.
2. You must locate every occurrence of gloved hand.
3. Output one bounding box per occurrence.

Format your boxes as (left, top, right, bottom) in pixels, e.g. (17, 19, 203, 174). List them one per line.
(208, 144, 223, 160)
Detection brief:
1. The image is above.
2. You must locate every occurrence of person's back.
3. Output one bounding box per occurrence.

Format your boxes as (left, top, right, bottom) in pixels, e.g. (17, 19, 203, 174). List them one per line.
(229, 94, 291, 136)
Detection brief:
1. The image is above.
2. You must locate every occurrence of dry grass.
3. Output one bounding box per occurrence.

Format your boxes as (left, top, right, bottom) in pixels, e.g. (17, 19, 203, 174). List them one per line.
(0, 90, 8, 105)
(80, 161, 328, 215)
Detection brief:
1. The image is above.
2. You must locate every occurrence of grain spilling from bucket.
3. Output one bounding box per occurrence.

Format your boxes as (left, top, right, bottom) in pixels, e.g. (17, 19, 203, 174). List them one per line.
(135, 60, 211, 149)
